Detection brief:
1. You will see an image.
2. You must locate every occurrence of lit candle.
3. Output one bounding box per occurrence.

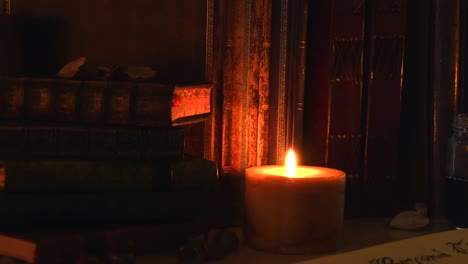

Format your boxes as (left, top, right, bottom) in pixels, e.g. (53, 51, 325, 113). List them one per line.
(244, 149, 346, 254)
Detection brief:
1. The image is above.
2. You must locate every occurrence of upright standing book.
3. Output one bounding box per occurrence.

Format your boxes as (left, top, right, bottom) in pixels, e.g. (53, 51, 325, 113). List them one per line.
(327, 0, 366, 217)
(362, 0, 408, 216)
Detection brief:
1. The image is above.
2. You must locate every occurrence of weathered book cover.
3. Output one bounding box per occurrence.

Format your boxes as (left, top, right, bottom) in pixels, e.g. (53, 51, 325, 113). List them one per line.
(0, 123, 185, 159)
(0, 219, 210, 264)
(0, 77, 212, 127)
(0, 156, 218, 193)
(218, 0, 272, 226)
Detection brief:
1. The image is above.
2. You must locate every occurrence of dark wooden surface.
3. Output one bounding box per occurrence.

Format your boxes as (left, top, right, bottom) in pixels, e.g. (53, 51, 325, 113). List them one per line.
(136, 217, 452, 264)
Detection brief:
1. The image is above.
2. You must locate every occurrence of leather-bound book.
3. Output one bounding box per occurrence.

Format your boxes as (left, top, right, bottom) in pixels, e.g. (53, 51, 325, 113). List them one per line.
(0, 219, 210, 264)
(0, 77, 212, 127)
(0, 123, 185, 159)
(362, 0, 408, 216)
(0, 156, 218, 193)
(0, 191, 214, 227)
(327, 0, 366, 217)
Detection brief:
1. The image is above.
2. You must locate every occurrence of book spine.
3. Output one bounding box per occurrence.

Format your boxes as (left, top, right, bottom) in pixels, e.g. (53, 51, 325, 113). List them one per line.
(430, 0, 460, 217)
(327, 0, 366, 217)
(362, 0, 408, 216)
(0, 124, 185, 159)
(247, 0, 271, 166)
(401, 0, 432, 219)
(0, 78, 212, 127)
(79, 80, 105, 123)
(0, 77, 25, 119)
(1, 157, 218, 193)
(0, 192, 214, 227)
(302, 0, 333, 167)
(286, 0, 309, 160)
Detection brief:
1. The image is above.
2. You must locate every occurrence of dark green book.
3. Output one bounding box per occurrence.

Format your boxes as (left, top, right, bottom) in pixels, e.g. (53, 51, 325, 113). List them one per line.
(0, 191, 214, 227)
(0, 156, 218, 193)
(0, 123, 186, 159)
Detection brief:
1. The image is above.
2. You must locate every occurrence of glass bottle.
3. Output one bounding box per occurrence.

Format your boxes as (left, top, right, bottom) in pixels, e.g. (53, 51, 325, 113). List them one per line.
(445, 113, 468, 228)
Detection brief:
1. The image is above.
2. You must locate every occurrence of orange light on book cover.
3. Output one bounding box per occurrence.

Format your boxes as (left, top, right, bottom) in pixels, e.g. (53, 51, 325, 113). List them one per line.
(244, 149, 346, 254)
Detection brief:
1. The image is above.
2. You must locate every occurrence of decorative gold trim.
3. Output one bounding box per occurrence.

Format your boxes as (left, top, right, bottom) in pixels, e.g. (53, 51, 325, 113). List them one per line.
(276, 0, 289, 164)
(204, 0, 215, 161)
(241, 0, 252, 171)
(205, 0, 214, 82)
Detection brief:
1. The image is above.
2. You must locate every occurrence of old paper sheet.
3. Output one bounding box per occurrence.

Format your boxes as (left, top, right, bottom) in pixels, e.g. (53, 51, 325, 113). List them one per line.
(296, 228, 468, 264)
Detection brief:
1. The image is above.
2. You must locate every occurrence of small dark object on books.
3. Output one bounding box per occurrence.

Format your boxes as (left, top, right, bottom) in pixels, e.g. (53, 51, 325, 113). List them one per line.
(177, 243, 206, 264)
(56, 58, 157, 81)
(97, 66, 112, 80)
(122, 66, 157, 81)
(213, 230, 239, 255)
(177, 229, 239, 263)
(104, 254, 135, 264)
(203, 242, 224, 261)
(74, 254, 100, 264)
(78, 63, 111, 80)
(99, 65, 158, 81)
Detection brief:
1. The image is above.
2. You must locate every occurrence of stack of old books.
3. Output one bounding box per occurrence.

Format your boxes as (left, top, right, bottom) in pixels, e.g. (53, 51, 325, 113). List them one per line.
(0, 76, 216, 263)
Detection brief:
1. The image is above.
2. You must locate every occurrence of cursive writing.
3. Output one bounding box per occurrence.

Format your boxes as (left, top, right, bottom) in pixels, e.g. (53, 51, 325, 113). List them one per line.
(369, 249, 451, 264)
(368, 239, 468, 264)
(446, 240, 468, 254)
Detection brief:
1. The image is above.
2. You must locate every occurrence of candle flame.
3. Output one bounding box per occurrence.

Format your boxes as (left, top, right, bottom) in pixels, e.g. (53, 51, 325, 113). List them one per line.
(285, 149, 297, 177)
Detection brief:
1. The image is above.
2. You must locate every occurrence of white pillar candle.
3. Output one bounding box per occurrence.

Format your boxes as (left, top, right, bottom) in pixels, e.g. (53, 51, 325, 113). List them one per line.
(244, 150, 346, 254)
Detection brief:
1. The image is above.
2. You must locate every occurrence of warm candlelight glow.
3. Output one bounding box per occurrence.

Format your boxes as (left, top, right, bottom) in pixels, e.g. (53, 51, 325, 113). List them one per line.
(244, 155, 347, 253)
(285, 149, 297, 177)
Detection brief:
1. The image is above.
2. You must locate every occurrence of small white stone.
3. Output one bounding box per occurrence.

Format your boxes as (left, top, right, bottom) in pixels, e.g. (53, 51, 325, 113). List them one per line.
(389, 210, 430, 230)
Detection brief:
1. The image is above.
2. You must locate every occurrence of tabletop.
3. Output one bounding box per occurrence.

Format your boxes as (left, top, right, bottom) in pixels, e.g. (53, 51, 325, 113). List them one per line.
(135, 217, 453, 264)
